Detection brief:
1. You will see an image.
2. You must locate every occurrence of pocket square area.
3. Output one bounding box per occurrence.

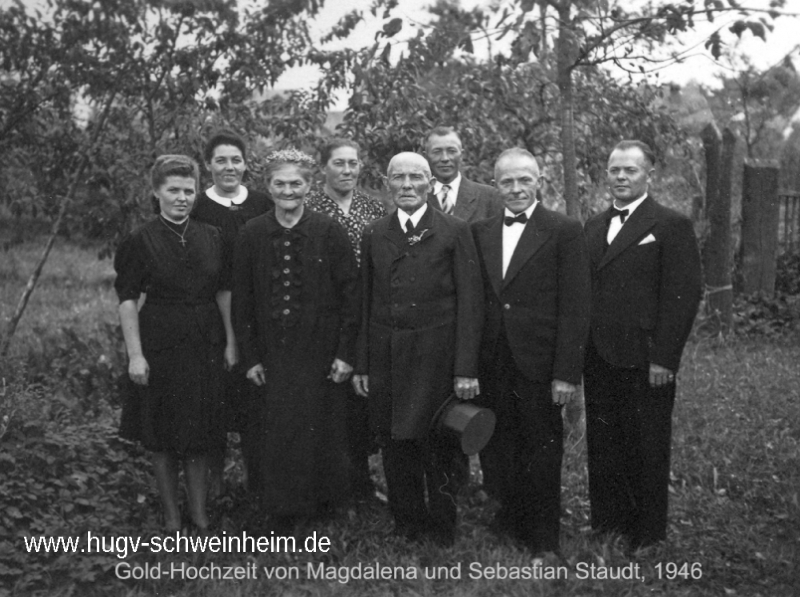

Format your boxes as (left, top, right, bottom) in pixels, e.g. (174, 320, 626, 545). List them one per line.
(638, 234, 656, 245)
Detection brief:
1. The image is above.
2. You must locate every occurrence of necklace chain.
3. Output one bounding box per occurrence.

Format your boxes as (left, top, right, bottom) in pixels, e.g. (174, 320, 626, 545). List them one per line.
(159, 216, 190, 247)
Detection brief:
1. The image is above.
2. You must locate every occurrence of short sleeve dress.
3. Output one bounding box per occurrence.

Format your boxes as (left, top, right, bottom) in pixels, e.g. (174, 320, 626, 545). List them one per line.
(114, 217, 228, 455)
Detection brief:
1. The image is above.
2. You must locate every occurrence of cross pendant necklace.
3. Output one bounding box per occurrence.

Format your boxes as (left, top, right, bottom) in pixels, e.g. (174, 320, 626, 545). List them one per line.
(160, 216, 190, 247)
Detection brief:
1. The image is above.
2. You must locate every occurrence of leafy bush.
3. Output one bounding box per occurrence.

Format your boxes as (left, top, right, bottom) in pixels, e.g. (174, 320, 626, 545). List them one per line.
(732, 291, 800, 337)
(0, 416, 156, 594)
(775, 252, 800, 295)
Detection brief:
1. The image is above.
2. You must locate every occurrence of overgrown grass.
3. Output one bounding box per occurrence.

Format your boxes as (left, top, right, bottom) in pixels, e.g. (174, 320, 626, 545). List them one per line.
(1, 239, 798, 596)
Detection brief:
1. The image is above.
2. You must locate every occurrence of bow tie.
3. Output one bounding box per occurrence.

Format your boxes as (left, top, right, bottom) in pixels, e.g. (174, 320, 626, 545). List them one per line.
(504, 213, 528, 226)
(610, 206, 630, 223)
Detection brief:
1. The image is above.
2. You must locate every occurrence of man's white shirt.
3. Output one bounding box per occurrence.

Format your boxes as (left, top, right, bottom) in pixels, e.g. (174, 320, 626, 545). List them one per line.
(433, 173, 462, 210)
(397, 202, 429, 232)
(607, 193, 647, 244)
(503, 201, 538, 278)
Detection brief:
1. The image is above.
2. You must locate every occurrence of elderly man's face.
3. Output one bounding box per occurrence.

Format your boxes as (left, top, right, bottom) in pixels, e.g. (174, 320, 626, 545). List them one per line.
(387, 154, 432, 214)
(495, 154, 541, 214)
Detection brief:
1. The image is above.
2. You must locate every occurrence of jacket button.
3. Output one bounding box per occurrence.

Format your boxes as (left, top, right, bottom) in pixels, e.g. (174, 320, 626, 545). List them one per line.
(504, 303, 511, 310)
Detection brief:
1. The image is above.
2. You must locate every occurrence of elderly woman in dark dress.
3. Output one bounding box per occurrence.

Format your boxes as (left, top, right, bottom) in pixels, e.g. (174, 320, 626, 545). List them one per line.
(233, 149, 360, 530)
(305, 138, 386, 503)
(115, 155, 236, 533)
(191, 129, 271, 496)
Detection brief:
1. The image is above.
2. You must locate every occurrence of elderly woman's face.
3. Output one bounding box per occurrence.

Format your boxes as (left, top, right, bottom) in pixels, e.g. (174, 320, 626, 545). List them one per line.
(268, 164, 310, 211)
(156, 175, 196, 221)
(324, 147, 360, 195)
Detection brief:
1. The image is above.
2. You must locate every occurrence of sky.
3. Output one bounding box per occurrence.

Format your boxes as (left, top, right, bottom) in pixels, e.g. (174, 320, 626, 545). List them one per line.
(272, 0, 800, 108)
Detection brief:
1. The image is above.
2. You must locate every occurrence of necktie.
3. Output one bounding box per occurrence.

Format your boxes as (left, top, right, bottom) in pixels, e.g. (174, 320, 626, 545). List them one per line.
(610, 206, 629, 223)
(504, 213, 528, 226)
(439, 185, 453, 215)
(405, 220, 416, 235)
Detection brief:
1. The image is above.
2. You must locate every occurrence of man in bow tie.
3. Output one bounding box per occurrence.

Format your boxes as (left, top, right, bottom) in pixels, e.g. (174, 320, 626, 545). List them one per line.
(471, 148, 590, 561)
(424, 126, 503, 222)
(353, 152, 483, 546)
(583, 140, 702, 551)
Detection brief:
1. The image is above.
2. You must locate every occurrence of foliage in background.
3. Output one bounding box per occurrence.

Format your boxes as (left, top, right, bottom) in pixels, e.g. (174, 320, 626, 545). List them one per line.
(705, 52, 800, 161)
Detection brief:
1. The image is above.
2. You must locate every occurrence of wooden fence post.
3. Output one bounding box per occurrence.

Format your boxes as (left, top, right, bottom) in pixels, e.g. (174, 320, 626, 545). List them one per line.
(739, 160, 781, 295)
(700, 123, 720, 223)
(701, 126, 735, 335)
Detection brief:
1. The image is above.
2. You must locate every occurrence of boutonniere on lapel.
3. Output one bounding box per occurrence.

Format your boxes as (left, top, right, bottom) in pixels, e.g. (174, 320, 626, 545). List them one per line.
(408, 229, 430, 246)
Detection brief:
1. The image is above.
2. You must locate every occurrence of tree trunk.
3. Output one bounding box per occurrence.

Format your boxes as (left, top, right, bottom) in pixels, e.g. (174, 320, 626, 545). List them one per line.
(701, 125, 734, 336)
(555, 2, 579, 219)
(739, 160, 781, 296)
(0, 92, 117, 357)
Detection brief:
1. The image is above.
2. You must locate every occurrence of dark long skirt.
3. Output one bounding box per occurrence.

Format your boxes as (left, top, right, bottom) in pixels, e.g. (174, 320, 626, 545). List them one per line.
(242, 334, 351, 517)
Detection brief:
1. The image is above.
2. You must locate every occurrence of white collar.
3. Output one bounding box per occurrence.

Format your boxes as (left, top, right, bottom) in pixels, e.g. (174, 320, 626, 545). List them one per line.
(397, 203, 428, 229)
(206, 185, 249, 207)
(613, 193, 647, 217)
(433, 173, 462, 198)
(504, 201, 538, 222)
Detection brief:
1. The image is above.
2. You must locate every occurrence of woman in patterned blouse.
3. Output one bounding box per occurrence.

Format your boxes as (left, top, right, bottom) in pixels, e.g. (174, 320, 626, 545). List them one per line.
(305, 138, 386, 504)
(305, 138, 386, 264)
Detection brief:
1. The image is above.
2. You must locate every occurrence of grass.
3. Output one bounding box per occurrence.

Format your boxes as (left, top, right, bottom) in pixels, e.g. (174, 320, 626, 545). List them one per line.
(1, 235, 799, 596)
(0, 236, 119, 360)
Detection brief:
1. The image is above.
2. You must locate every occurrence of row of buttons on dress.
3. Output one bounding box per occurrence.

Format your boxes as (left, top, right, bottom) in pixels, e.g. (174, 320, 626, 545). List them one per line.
(272, 228, 302, 325)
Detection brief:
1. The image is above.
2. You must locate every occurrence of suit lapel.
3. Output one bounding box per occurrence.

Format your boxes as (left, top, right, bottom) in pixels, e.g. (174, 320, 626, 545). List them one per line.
(427, 193, 442, 213)
(412, 204, 437, 245)
(503, 204, 551, 288)
(599, 196, 657, 269)
(479, 216, 504, 299)
(453, 178, 477, 221)
(383, 211, 409, 251)
(587, 212, 611, 267)
(385, 206, 438, 251)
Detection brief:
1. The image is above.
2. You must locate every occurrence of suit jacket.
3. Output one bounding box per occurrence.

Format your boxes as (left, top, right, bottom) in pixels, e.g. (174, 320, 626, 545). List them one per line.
(584, 196, 702, 371)
(356, 207, 483, 440)
(473, 205, 590, 386)
(428, 176, 504, 223)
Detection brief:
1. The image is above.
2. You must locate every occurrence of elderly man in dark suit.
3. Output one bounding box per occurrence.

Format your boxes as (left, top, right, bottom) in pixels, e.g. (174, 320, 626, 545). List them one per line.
(353, 152, 483, 546)
(425, 126, 503, 222)
(472, 148, 590, 562)
(583, 140, 702, 551)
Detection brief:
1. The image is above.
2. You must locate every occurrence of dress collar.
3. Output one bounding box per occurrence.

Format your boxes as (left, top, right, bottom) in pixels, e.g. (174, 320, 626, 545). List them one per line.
(206, 185, 249, 207)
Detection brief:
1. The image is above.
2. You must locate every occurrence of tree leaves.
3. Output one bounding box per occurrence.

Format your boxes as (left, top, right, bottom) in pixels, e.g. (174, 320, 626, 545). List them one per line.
(729, 20, 767, 41)
(381, 17, 403, 38)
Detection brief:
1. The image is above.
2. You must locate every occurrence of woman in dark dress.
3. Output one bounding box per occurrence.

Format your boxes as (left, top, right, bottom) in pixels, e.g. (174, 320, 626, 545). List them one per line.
(115, 155, 236, 533)
(233, 149, 360, 530)
(305, 138, 386, 503)
(191, 129, 270, 495)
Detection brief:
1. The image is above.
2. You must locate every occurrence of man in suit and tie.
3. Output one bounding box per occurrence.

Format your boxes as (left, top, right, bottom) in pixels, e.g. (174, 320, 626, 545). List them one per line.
(583, 140, 702, 551)
(472, 147, 590, 561)
(425, 126, 503, 222)
(353, 152, 483, 546)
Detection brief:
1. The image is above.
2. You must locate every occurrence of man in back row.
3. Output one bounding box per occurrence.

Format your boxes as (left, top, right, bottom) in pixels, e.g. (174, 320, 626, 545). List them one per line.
(425, 126, 503, 222)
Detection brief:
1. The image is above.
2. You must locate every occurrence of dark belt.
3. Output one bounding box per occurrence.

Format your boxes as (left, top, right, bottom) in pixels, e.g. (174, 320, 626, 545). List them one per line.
(144, 298, 216, 307)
